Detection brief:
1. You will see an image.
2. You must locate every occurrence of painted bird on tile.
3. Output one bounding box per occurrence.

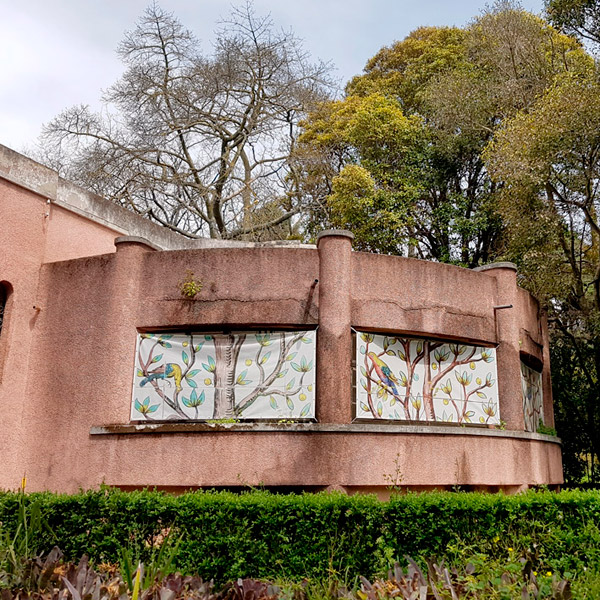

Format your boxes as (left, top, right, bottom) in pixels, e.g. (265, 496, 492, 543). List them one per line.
(140, 363, 183, 391)
(367, 352, 399, 396)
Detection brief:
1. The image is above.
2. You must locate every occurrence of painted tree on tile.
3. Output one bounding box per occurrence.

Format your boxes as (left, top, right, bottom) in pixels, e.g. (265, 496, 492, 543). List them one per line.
(208, 332, 314, 418)
(357, 332, 498, 424)
(521, 362, 544, 432)
(132, 331, 315, 421)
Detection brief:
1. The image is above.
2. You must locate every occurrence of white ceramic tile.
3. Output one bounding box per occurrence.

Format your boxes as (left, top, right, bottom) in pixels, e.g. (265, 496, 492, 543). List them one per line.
(132, 330, 316, 422)
(521, 362, 543, 432)
(355, 332, 500, 425)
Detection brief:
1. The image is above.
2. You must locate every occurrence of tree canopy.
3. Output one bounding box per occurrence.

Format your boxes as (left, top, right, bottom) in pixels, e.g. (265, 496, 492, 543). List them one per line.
(298, 2, 589, 266)
(486, 71, 600, 480)
(40, 3, 333, 240)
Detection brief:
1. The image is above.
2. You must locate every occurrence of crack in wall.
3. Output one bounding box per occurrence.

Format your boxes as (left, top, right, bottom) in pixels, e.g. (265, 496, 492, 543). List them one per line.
(355, 299, 490, 321)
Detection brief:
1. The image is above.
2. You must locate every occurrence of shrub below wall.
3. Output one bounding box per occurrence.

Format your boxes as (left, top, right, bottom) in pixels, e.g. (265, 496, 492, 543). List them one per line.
(1, 489, 600, 584)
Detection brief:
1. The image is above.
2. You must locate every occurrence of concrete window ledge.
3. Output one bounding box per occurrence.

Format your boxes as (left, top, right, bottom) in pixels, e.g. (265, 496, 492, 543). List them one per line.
(90, 422, 561, 444)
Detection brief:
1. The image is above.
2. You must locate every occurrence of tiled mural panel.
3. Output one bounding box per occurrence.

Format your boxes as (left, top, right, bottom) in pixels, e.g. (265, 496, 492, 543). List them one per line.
(521, 362, 543, 432)
(132, 330, 316, 421)
(355, 332, 500, 424)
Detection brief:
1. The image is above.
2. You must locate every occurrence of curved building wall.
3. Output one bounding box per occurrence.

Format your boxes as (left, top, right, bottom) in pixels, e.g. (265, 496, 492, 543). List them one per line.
(0, 230, 562, 494)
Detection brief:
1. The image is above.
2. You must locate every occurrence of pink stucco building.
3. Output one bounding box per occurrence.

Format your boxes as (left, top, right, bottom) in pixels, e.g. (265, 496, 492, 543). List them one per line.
(0, 144, 562, 495)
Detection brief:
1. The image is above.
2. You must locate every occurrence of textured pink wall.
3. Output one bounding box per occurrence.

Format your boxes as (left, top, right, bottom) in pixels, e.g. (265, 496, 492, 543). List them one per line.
(352, 253, 497, 342)
(0, 179, 47, 488)
(317, 231, 353, 423)
(43, 203, 121, 263)
(86, 429, 562, 493)
(0, 178, 123, 490)
(0, 174, 562, 493)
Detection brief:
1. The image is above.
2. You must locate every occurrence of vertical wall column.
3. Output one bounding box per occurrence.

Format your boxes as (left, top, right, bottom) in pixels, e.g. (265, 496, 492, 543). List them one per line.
(108, 237, 161, 422)
(316, 230, 354, 423)
(475, 262, 523, 431)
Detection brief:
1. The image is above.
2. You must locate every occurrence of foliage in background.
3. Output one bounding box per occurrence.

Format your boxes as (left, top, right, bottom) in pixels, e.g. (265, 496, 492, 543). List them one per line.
(546, 0, 600, 46)
(297, 2, 589, 266)
(551, 331, 597, 484)
(485, 70, 600, 484)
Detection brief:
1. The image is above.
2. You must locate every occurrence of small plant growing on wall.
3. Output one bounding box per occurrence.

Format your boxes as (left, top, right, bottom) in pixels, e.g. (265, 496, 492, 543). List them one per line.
(178, 270, 203, 299)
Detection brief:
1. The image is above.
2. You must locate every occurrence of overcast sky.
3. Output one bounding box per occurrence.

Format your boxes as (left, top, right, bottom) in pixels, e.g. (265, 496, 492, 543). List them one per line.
(1, 0, 544, 155)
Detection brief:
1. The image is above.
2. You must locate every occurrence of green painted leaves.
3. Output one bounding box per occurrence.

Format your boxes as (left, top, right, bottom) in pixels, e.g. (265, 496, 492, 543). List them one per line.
(455, 371, 472, 386)
(182, 390, 205, 408)
(434, 348, 450, 364)
(202, 356, 216, 373)
(135, 397, 159, 415)
(480, 349, 494, 363)
(236, 370, 251, 386)
(291, 356, 313, 373)
(255, 334, 272, 346)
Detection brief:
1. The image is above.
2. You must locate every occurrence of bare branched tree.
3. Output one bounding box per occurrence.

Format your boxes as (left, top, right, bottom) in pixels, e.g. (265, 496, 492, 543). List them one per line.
(40, 3, 334, 240)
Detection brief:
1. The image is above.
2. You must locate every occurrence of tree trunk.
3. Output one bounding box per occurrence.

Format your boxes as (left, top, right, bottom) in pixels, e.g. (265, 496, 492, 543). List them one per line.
(422, 343, 435, 421)
(212, 333, 246, 418)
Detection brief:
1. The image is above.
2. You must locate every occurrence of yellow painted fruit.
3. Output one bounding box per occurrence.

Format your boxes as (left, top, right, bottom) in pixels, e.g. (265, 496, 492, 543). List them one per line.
(204, 378, 212, 386)
(245, 359, 252, 366)
(299, 393, 307, 401)
(479, 416, 485, 423)
(476, 377, 482, 385)
(308, 385, 313, 392)
(443, 399, 449, 405)
(470, 362, 476, 370)
(432, 363, 438, 370)
(183, 342, 188, 347)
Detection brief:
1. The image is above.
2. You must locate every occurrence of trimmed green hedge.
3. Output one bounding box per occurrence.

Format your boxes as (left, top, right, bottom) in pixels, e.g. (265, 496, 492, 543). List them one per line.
(1, 489, 600, 584)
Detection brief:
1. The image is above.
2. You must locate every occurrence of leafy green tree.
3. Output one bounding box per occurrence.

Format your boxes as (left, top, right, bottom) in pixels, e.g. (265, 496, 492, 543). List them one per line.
(298, 3, 587, 266)
(486, 71, 600, 482)
(300, 93, 429, 254)
(552, 328, 598, 483)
